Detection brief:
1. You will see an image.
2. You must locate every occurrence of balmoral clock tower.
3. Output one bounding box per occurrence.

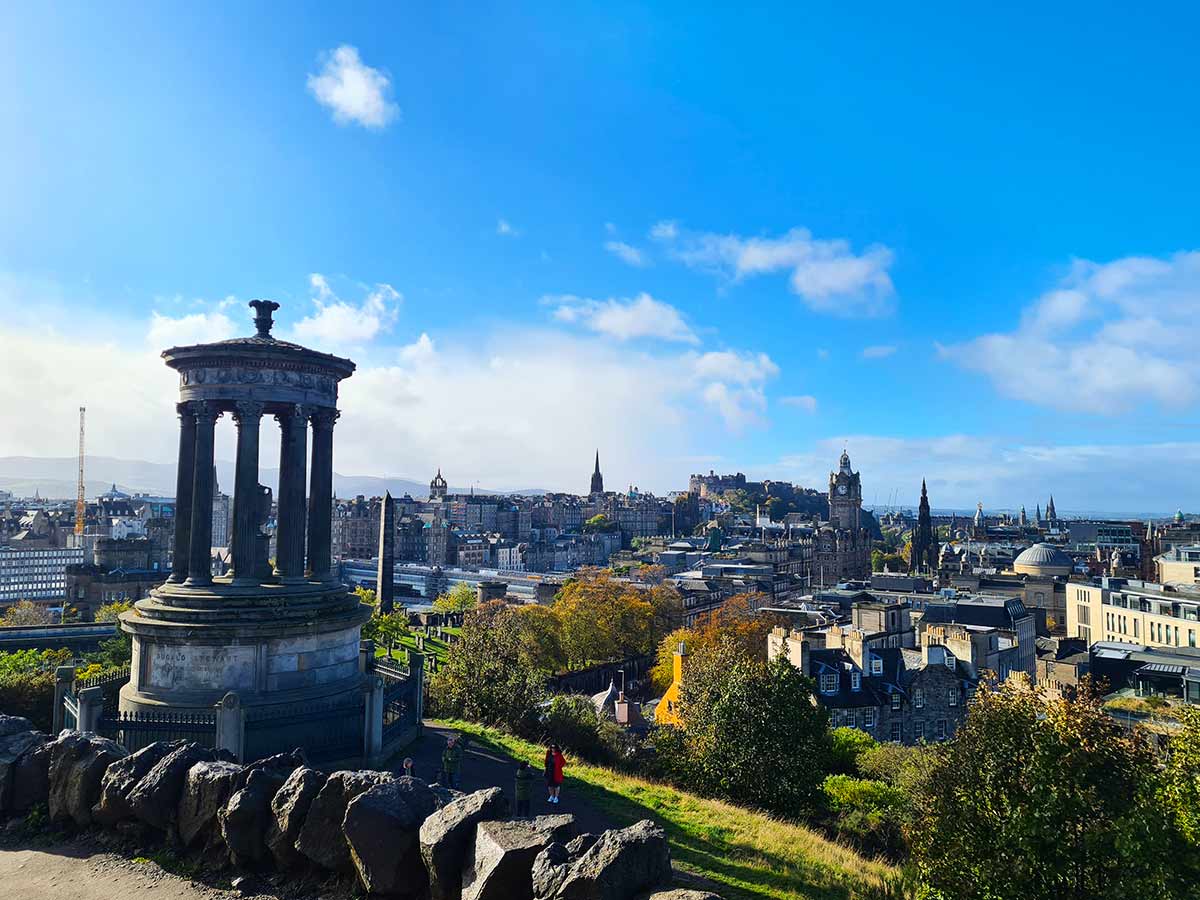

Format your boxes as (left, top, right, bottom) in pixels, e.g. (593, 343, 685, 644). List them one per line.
(828, 449, 862, 529)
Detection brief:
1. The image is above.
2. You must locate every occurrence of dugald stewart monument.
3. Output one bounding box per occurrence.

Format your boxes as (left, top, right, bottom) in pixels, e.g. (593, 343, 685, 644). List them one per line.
(118, 300, 370, 750)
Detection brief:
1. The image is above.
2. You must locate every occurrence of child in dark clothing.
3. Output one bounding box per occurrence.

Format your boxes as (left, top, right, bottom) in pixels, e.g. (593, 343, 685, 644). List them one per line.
(513, 760, 535, 817)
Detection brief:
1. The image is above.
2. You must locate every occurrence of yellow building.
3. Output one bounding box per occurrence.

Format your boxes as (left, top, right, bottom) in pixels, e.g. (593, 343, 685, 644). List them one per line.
(1156, 545, 1200, 586)
(1067, 578, 1200, 649)
(654, 642, 688, 726)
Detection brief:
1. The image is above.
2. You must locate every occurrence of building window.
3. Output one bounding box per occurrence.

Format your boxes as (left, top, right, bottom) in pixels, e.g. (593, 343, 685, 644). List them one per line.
(914, 687, 925, 709)
(871, 657, 883, 676)
(914, 719, 924, 741)
(850, 672, 861, 691)
(948, 687, 958, 707)
(1191, 630, 1197, 649)
(890, 721, 902, 742)
(864, 708, 876, 728)
(820, 673, 838, 694)
(936, 719, 947, 741)
(891, 693, 901, 711)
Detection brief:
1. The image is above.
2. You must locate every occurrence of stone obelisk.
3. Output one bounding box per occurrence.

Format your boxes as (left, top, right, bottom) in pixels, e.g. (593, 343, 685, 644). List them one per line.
(377, 491, 395, 613)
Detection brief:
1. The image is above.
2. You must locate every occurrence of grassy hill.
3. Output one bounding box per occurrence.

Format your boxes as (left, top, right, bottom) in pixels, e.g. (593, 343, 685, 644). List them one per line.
(436, 718, 901, 900)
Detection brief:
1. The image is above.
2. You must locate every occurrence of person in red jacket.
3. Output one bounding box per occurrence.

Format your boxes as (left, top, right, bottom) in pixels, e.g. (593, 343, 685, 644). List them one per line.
(544, 743, 566, 804)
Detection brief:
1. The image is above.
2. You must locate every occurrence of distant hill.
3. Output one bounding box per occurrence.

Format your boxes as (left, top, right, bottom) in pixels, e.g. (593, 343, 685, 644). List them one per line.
(0, 456, 545, 501)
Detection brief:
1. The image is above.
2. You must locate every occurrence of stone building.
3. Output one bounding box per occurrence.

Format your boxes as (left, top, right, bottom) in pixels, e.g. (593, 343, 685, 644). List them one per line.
(910, 480, 938, 574)
(770, 618, 971, 745)
(65, 537, 165, 621)
(118, 300, 370, 755)
(813, 450, 871, 583)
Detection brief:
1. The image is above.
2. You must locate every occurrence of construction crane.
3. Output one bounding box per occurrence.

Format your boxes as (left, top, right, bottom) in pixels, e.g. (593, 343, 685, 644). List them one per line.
(74, 407, 86, 536)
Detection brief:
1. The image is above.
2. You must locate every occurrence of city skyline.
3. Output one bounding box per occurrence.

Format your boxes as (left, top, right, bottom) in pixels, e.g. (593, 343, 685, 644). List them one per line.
(2, 5, 1198, 510)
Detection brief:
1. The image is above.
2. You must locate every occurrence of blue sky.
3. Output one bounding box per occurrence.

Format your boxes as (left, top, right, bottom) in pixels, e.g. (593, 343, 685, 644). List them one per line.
(1, 3, 1198, 513)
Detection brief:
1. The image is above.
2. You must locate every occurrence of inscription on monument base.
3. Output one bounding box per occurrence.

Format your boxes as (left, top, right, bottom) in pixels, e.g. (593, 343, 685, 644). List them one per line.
(147, 643, 257, 692)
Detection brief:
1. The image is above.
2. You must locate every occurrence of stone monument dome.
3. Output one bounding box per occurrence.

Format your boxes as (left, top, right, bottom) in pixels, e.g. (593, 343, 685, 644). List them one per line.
(118, 300, 371, 756)
(1012, 542, 1073, 577)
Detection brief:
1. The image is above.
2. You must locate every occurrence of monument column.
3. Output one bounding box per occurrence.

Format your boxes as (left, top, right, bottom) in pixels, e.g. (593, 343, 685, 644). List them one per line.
(306, 408, 338, 580)
(274, 404, 308, 581)
(185, 401, 219, 586)
(230, 401, 264, 584)
(169, 402, 197, 583)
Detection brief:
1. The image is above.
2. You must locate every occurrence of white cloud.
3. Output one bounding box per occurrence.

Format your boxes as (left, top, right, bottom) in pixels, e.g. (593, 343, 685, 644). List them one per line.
(496, 219, 519, 237)
(146, 310, 237, 347)
(941, 251, 1200, 414)
(651, 222, 895, 316)
(307, 45, 399, 129)
(291, 274, 401, 349)
(548, 293, 698, 344)
(649, 220, 678, 241)
(816, 348, 830, 360)
(861, 344, 896, 359)
(780, 395, 818, 413)
(686, 350, 779, 431)
(603, 241, 647, 267)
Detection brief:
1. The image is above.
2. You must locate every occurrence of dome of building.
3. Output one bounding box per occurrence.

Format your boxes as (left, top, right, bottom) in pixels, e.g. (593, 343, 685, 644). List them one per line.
(1013, 542, 1073, 577)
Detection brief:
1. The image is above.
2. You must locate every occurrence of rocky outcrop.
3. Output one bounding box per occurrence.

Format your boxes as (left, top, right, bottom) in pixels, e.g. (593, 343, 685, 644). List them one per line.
(532, 835, 598, 900)
(11, 740, 52, 812)
(462, 816, 577, 900)
(635, 891, 722, 900)
(295, 770, 395, 871)
(534, 820, 671, 900)
(47, 731, 128, 826)
(177, 760, 243, 847)
(0, 729, 46, 811)
(420, 787, 509, 900)
(92, 741, 183, 826)
(344, 777, 440, 896)
(222, 769, 289, 868)
(265, 766, 325, 870)
(127, 743, 219, 832)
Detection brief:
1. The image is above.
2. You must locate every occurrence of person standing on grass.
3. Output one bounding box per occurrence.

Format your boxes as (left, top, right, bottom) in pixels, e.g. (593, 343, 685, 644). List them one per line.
(513, 760, 535, 817)
(544, 743, 565, 804)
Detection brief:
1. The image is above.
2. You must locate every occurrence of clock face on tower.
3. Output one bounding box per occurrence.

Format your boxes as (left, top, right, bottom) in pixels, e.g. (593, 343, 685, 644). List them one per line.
(837, 484, 848, 495)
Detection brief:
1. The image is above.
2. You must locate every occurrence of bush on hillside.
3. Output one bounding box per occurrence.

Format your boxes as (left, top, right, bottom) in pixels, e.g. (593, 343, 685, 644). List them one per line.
(829, 727, 879, 775)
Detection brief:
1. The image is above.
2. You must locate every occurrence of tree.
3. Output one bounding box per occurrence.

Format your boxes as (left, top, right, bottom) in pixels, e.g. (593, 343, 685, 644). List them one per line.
(428, 600, 545, 729)
(511, 604, 566, 673)
(1161, 707, 1200, 883)
(656, 640, 831, 818)
(650, 593, 779, 693)
(1, 600, 53, 626)
(95, 600, 133, 623)
(554, 569, 654, 668)
(433, 581, 477, 614)
(583, 514, 617, 533)
(375, 612, 410, 656)
(909, 676, 1179, 900)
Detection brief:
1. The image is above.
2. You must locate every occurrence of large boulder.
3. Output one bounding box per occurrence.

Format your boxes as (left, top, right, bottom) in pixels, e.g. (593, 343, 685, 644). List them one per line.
(177, 760, 243, 847)
(47, 731, 128, 826)
(127, 742, 219, 832)
(232, 750, 303, 791)
(92, 741, 183, 826)
(0, 714, 34, 737)
(532, 835, 598, 900)
(266, 766, 325, 870)
(420, 787, 509, 900)
(0, 730, 46, 811)
(462, 816, 578, 900)
(344, 777, 441, 896)
(222, 768, 294, 869)
(295, 770, 395, 871)
(547, 820, 671, 900)
(11, 740, 52, 812)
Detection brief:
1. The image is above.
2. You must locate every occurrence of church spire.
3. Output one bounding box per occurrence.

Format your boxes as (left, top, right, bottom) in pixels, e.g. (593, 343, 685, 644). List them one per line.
(590, 450, 604, 495)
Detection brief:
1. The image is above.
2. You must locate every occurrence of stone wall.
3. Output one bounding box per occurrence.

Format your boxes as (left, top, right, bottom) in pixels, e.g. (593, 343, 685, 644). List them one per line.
(0, 715, 717, 900)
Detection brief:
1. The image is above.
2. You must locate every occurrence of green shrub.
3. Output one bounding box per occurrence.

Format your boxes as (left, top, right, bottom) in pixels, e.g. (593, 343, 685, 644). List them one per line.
(829, 726, 879, 775)
(823, 775, 909, 859)
(0, 670, 55, 731)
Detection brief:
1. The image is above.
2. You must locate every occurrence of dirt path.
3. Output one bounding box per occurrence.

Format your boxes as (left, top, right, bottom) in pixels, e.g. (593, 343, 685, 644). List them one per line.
(400, 721, 614, 836)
